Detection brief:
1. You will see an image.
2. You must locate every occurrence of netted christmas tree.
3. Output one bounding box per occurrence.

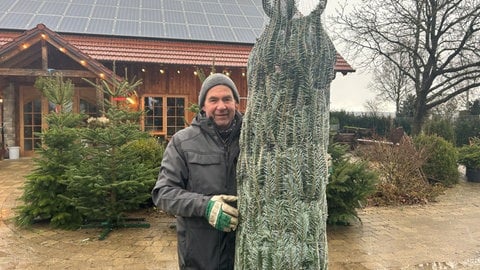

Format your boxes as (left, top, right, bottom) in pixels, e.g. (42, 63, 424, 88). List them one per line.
(235, 0, 336, 269)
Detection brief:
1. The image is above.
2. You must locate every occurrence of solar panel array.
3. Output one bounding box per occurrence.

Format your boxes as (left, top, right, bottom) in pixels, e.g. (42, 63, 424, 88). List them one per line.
(0, 0, 267, 44)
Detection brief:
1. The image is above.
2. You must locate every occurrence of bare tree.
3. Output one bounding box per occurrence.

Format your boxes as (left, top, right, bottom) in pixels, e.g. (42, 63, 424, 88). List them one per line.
(331, 0, 480, 134)
(369, 53, 413, 117)
(363, 98, 383, 117)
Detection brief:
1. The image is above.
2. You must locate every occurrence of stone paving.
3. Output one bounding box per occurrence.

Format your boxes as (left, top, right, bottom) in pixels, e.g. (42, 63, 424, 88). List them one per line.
(1, 158, 480, 270)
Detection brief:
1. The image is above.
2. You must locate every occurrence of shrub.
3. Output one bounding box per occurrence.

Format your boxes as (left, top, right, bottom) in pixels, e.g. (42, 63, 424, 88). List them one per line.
(327, 144, 377, 225)
(358, 136, 443, 206)
(455, 115, 480, 146)
(414, 134, 459, 187)
(423, 118, 455, 144)
(458, 137, 480, 169)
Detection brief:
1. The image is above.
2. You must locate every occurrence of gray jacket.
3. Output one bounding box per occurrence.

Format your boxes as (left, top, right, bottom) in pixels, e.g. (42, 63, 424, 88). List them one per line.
(152, 111, 242, 270)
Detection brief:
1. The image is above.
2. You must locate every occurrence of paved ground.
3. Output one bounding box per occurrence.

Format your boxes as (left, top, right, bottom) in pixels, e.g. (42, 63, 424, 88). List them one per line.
(1, 158, 480, 270)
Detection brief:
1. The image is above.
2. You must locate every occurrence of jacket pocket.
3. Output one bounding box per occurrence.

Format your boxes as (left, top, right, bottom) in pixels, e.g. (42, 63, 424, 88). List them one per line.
(188, 153, 221, 165)
(186, 153, 225, 194)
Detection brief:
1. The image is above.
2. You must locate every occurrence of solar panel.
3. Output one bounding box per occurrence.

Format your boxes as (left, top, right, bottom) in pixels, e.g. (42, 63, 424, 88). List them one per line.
(228, 16, 251, 28)
(164, 1, 183, 12)
(141, 9, 163, 22)
(58, 16, 89, 32)
(207, 15, 229, 26)
(141, 22, 165, 37)
(164, 11, 184, 24)
(0, 0, 267, 44)
(188, 24, 211, 40)
(91, 5, 117, 19)
(142, 1, 162, 9)
(183, 1, 203, 13)
(185, 12, 208, 25)
(222, 4, 242, 15)
(117, 7, 140, 21)
(211, 26, 236, 41)
(0, 13, 32, 29)
(86, 18, 114, 35)
(115, 20, 139, 36)
(165, 23, 189, 39)
(233, 28, 256, 43)
(118, 0, 140, 8)
(39, 2, 69, 16)
(66, 4, 93, 17)
(29, 14, 61, 29)
(202, 3, 224, 15)
(95, 0, 118, 6)
(11, 1, 42, 14)
(0, 1, 12, 12)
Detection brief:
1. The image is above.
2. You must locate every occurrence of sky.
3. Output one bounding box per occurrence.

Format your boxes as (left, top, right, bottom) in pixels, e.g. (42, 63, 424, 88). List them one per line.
(321, 0, 396, 113)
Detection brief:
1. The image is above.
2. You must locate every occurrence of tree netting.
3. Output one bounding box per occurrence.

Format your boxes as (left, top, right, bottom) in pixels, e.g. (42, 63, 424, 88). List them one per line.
(235, 0, 336, 269)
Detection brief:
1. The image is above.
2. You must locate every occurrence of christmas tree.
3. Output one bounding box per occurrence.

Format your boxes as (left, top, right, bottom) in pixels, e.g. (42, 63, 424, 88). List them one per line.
(236, 1, 336, 269)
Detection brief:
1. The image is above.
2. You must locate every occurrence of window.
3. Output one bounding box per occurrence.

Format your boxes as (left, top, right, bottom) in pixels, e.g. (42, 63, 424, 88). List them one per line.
(80, 99, 98, 118)
(23, 99, 42, 151)
(143, 95, 186, 138)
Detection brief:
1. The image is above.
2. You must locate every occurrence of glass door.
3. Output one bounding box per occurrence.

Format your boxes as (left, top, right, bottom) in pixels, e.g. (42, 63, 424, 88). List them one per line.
(20, 86, 44, 157)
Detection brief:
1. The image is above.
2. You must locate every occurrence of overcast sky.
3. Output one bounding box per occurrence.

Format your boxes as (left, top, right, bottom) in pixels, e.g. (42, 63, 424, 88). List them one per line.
(322, 0, 396, 113)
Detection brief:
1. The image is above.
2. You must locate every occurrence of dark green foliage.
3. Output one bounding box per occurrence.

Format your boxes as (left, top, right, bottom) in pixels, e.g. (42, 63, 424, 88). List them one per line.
(454, 114, 480, 146)
(423, 118, 455, 144)
(414, 134, 459, 187)
(63, 107, 156, 223)
(458, 137, 480, 169)
(15, 113, 86, 229)
(397, 94, 416, 118)
(16, 77, 164, 230)
(327, 144, 377, 225)
(330, 110, 393, 137)
(468, 99, 480, 115)
(121, 137, 165, 170)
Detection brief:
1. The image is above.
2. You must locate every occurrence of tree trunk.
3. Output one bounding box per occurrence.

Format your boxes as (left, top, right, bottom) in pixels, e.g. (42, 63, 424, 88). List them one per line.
(412, 93, 428, 135)
(235, 1, 336, 269)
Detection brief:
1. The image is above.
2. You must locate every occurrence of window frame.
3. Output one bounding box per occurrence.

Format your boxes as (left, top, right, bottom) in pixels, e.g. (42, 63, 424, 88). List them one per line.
(141, 94, 188, 139)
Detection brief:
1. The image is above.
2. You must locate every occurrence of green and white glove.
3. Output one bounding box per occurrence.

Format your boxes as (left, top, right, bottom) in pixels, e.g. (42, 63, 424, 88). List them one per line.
(205, 195, 239, 232)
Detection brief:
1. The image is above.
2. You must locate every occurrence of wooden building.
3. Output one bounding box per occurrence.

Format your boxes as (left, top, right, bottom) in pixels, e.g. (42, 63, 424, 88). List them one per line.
(0, 0, 354, 157)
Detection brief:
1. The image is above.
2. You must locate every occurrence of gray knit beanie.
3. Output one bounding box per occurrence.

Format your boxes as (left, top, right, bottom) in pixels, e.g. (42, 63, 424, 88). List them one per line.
(198, 73, 240, 108)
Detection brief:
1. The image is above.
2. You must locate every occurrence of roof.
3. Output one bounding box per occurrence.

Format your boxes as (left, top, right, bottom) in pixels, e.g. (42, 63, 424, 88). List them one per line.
(0, 0, 355, 73)
(0, 24, 120, 82)
(0, 0, 266, 44)
(0, 25, 355, 73)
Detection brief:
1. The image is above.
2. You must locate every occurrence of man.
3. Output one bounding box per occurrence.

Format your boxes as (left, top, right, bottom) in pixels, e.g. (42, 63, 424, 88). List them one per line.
(152, 73, 242, 270)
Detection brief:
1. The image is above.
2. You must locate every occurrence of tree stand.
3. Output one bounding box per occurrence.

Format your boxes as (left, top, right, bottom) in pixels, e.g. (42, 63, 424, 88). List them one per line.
(81, 217, 150, 240)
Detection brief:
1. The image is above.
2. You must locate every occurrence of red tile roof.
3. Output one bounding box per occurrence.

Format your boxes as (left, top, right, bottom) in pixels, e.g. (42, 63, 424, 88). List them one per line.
(0, 29, 355, 73)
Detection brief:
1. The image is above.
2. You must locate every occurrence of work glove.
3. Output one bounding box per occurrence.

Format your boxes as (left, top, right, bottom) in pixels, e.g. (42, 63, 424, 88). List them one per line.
(205, 195, 238, 232)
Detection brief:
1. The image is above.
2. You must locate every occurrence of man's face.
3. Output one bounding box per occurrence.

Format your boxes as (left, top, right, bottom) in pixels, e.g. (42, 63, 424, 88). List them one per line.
(202, 85, 238, 129)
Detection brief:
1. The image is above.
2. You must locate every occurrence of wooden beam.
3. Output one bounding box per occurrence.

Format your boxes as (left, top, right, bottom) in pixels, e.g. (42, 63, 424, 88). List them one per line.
(41, 40, 48, 70)
(0, 68, 97, 78)
(0, 47, 40, 68)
